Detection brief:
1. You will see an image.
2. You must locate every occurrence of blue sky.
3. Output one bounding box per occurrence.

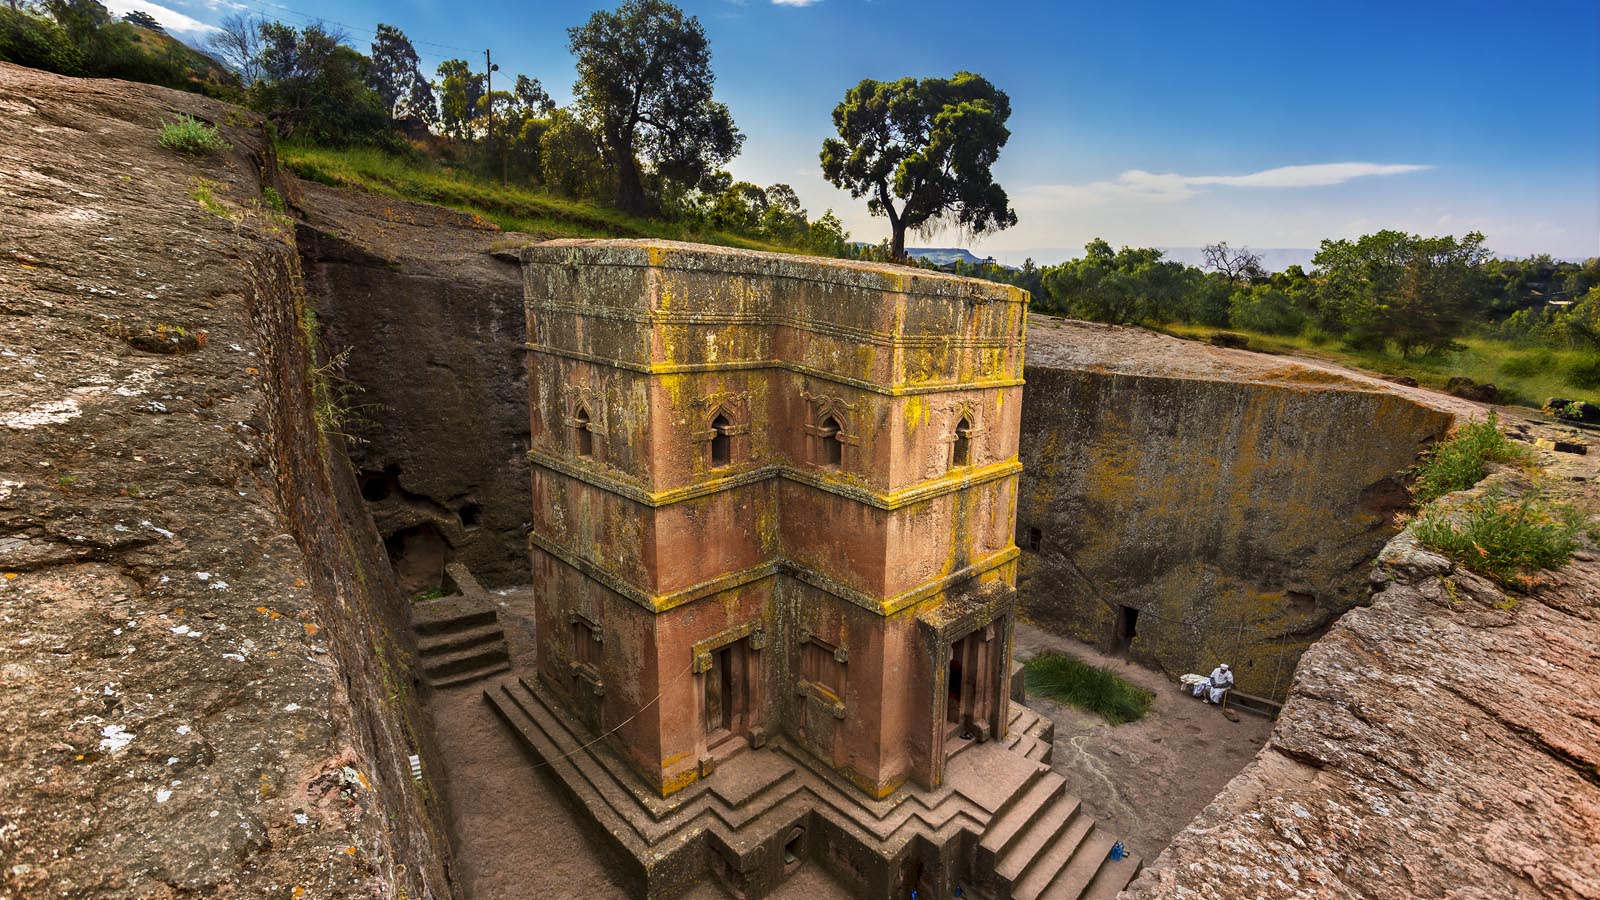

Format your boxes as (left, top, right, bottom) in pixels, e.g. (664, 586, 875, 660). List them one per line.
(113, 0, 1600, 263)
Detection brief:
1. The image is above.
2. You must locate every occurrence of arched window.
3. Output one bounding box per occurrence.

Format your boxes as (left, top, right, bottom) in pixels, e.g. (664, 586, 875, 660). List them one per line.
(819, 415, 843, 468)
(952, 417, 972, 468)
(710, 412, 732, 468)
(574, 405, 593, 457)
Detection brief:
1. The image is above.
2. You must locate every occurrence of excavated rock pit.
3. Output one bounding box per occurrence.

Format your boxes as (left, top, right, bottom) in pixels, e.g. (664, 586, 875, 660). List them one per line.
(1017, 317, 1482, 700)
(4, 62, 1596, 900)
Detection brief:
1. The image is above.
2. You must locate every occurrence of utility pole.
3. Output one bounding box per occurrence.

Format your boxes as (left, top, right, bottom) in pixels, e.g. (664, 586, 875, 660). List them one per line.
(485, 49, 503, 186)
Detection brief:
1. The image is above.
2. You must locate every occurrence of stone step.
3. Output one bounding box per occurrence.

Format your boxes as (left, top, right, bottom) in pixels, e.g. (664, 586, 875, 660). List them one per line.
(429, 659, 510, 688)
(1022, 736, 1053, 764)
(1081, 852, 1142, 900)
(411, 600, 496, 635)
(422, 644, 510, 679)
(996, 795, 1080, 884)
(1036, 830, 1118, 900)
(487, 681, 656, 858)
(1013, 815, 1096, 900)
(978, 770, 1064, 864)
(417, 621, 504, 656)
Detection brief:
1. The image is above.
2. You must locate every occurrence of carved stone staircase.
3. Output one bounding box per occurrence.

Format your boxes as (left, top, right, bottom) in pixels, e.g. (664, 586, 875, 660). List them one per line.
(410, 563, 510, 688)
(486, 672, 1142, 900)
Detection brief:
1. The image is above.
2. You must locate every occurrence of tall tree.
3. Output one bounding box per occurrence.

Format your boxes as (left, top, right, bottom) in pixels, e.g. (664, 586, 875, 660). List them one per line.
(207, 12, 262, 85)
(435, 57, 484, 139)
(252, 22, 389, 146)
(820, 71, 1017, 260)
(567, 0, 743, 214)
(367, 23, 435, 126)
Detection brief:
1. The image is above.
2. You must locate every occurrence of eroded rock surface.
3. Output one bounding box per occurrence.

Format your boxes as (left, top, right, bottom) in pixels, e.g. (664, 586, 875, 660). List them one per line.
(0, 64, 450, 899)
(1124, 465, 1600, 900)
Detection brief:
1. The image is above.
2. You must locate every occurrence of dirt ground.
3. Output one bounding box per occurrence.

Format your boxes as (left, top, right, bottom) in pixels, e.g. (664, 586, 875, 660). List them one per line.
(1012, 623, 1274, 858)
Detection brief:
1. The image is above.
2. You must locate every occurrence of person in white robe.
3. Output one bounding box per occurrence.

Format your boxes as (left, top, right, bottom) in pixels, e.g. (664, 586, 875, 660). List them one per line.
(1190, 663, 1234, 703)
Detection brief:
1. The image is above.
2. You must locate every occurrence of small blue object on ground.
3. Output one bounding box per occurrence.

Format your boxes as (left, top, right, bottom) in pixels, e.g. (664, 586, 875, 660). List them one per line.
(1109, 841, 1126, 861)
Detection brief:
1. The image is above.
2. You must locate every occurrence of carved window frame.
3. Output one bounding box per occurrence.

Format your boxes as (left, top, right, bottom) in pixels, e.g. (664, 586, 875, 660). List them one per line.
(944, 402, 984, 472)
(563, 389, 604, 462)
(794, 628, 848, 718)
(801, 393, 860, 473)
(691, 392, 751, 474)
(567, 612, 604, 696)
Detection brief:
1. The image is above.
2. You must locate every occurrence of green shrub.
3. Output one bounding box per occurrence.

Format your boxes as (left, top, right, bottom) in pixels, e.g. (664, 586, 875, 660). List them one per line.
(261, 185, 285, 213)
(1413, 412, 1533, 503)
(1023, 652, 1152, 724)
(1413, 489, 1581, 584)
(159, 114, 229, 155)
(1500, 349, 1556, 379)
(1566, 355, 1600, 390)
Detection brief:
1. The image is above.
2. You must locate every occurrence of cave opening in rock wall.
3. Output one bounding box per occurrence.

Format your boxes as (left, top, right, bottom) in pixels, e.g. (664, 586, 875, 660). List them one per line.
(384, 523, 448, 597)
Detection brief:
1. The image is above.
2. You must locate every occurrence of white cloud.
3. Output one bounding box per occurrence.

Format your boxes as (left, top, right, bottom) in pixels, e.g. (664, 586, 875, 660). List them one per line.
(1024, 161, 1432, 207)
(771, 0, 822, 6)
(101, 0, 222, 43)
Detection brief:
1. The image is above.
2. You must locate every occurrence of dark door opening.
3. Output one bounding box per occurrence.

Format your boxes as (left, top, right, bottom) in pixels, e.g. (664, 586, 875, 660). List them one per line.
(1113, 604, 1139, 654)
(704, 639, 751, 748)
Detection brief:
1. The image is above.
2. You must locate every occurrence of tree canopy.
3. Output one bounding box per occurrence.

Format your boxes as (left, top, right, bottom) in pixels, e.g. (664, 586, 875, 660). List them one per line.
(567, 0, 742, 214)
(820, 71, 1017, 259)
(367, 23, 434, 127)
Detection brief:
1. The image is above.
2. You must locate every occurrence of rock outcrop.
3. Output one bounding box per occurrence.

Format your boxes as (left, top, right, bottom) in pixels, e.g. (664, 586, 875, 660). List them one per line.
(1016, 317, 1480, 699)
(0, 64, 451, 899)
(1123, 467, 1600, 900)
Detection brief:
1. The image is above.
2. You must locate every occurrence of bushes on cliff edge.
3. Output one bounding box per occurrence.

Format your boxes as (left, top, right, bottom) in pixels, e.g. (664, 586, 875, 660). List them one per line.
(1024, 652, 1152, 724)
(1413, 489, 1583, 585)
(1412, 412, 1533, 504)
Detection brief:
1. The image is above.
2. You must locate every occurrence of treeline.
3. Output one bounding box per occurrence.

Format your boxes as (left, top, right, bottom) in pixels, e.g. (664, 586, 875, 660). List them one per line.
(947, 233, 1600, 369)
(0, 0, 850, 253)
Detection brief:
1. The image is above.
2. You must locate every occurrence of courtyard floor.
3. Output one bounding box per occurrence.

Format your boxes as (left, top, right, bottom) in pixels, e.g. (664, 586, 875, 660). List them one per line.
(1012, 622, 1274, 857)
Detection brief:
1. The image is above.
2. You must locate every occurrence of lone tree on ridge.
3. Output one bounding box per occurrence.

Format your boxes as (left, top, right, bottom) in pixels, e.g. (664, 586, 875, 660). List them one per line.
(820, 71, 1017, 260)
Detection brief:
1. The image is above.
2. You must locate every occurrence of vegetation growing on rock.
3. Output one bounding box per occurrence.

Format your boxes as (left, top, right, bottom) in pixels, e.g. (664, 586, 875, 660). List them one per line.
(158, 113, 229, 155)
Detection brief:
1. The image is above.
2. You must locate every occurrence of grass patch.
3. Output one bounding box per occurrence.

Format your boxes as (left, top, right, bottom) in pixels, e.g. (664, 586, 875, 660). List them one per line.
(1413, 488, 1584, 585)
(1412, 412, 1534, 503)
(158, 114, 230, 155)
(277, 142, 808, 253)
(1161, 324, 1600, 410)
(189, 178, 234, 220)
(1023, 652, 1152, 724)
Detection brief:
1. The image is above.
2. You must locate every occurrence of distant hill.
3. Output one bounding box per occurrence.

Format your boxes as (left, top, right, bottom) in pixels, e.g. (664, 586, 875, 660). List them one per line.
(904, 247, 1005, 268)
(123, 25, 237, 94)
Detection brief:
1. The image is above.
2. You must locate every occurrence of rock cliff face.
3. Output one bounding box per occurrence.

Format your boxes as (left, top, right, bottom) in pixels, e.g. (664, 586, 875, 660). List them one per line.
(0, 64, 451, 899)
(1123, 467, 1600, 900)
(1016, 318, 1475, 699)
(295, 183, 530, 591)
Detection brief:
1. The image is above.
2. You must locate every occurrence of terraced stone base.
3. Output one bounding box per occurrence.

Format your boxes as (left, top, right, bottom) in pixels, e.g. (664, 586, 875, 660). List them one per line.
(486, 674, 1141, 900)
